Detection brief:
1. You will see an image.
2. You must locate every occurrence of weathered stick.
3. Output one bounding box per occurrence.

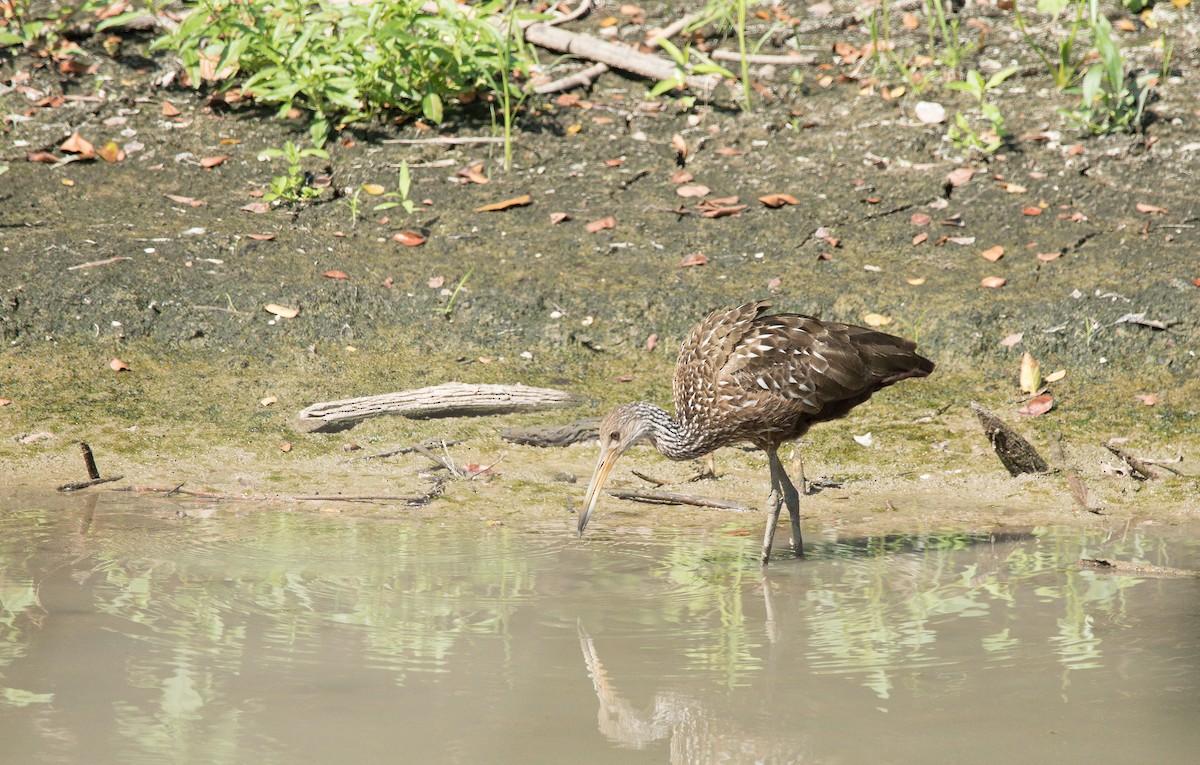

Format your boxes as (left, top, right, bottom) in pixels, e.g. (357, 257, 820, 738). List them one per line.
(1103, 443, 1160, 480)
(294, 382, 580, 433)
(970, 402, 1051, 476)
(501, 418, 599, 447)
(605, 489, 752, 512)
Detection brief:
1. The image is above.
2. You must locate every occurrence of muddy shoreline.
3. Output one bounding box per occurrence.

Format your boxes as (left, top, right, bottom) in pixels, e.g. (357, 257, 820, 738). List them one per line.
(2, 3, 1197, 528)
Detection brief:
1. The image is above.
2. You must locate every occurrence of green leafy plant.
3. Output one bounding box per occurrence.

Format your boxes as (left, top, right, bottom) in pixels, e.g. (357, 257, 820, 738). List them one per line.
(435, 268, 473, 317)
(649, 35, 735, 99)
(258, 140, 329, 203)
(1, 0, 106, 55)
(132, 0, 534, 147)
(1012, 0, 1089, 90)
(687, 0, 754, 110)
(1065, 15, 1153, 133)
(945, 66, 1018, 154)
(372, 159, 417, 215)
(922, 0, 973, 72)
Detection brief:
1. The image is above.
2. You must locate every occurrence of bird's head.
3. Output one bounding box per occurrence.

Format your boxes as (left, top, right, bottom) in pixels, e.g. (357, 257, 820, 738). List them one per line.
(579, 403, 655, 535)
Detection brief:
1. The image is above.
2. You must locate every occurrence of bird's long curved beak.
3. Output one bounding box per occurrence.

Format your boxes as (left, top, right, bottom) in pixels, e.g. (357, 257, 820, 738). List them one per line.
(579, 445, 620, 535)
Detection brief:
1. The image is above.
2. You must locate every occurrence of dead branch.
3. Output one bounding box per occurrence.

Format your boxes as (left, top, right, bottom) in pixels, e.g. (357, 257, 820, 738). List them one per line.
(605, 489, 752, 512)
(501, 418, 599, 447)
(57, 476, 123, 492)
(294, 382, 579, 433)
(970, 402, 1051, 476)
(1103, 443, 1160, 480)
(360, 438, 467, 460)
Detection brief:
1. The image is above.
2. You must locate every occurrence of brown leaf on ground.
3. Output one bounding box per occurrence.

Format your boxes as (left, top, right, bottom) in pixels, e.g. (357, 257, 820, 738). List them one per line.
(1000, 182, 1027, 193)
(458, 164, 488, 184)
(911, 212, 932, 226)
(603, 158, 624, 167)
(1021, 205, 1042, 216)
(671, 170, 694, 183)
(97, 141, 124, 163)
(280, 442, 293, 453)
(676, 184, 709, 198)
(671, 133, 688, 159)
(549, 212, 571, 224)
(0, 398, 11, 407)
(1037, 251, 1061, 262)
(646, 333, 658, 351)
(906, 276, 926, 285)
(27, 151, 58, 163)
(1136, 393, 1158, 406)
(912, 232, 928, 245)
(1000, 333, 1023, 348)
(981, 245, 1005, 262)
(758, 193, 798, 207)
(200, 155, 228, 169)
(245, 233, 274, 241)
(323, 270, 348, 279)
(264, 303, 299, 318)
(161, 100, 181, 117)
(1017, 393, 1054, 417)
(901, 12, 919, 29)
(165, 194, 205, 207)
(716, 147, 744, 156)
(109, 358, 130, 372)
(1135, 202, 1168, 214)
(60, 132, 94, 157)
(393, 231, 426, 246)
(981, 276, 1006, 288)
(679, 252, 709, 267)
(240, 202, 271, 214)
(946, 167, 974, 187)
(428, 276, 445, 289)
(1020, 352, 1041, 394)
(587, 216, 616, 233)
(696, 203, 747, 218)
(475, 194, 532, 212)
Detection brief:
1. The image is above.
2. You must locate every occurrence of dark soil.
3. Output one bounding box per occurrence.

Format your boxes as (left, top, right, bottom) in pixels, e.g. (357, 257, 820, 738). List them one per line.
(1, 2, 1197, 531)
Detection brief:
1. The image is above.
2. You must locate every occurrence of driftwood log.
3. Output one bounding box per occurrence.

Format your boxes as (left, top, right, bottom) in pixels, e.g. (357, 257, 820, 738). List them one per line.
(501, 418, 600, 447)
(293, 382, 579, 433)
(970, 402, 1051, 476)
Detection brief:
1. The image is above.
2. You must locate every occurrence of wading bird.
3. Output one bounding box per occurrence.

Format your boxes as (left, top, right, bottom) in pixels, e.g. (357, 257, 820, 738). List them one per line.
(578, 301, 934, 564)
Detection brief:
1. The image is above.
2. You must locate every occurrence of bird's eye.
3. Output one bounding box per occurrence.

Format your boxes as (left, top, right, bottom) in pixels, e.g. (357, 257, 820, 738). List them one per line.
(609, 431, 621, 442)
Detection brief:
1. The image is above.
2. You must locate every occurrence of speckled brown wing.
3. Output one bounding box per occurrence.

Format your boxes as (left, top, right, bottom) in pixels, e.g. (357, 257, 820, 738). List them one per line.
(673, 301, 771, 429)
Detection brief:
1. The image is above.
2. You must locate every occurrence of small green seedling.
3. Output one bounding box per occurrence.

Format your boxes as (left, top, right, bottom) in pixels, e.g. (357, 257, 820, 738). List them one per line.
(373, 160, 417, 215)
(258, 141, 330, 203)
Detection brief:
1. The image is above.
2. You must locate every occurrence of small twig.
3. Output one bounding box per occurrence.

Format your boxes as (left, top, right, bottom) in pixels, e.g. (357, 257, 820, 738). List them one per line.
(67, 256, 131, 271)
(116, 485, 230, 498)
(361, 438, 466, 460)
(57, 476, 123, 492)
(535, 62, 610, 94)
(411, 442, 461, 476)
(1103, 443, 1160, 480)
(544, 0, 592, 27)
(467, 454, 506, 480)
(710, 51, 818, 65)
(605, 489, 752, 512)
(79, 441, 101, 480)
(630, 470, 667, 487)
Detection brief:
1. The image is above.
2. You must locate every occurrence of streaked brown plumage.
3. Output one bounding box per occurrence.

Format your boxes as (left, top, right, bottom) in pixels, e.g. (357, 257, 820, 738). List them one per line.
(579, 301, 935, 564)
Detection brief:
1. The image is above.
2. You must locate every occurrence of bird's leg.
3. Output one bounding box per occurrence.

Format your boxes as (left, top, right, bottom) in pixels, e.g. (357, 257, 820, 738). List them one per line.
(790, 447, 808, 495)
(774, 455, 804, 558)
(761, 450, 785, 565)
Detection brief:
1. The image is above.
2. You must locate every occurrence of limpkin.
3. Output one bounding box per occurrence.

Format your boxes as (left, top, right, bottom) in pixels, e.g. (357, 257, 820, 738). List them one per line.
(578, 301, 934, 564)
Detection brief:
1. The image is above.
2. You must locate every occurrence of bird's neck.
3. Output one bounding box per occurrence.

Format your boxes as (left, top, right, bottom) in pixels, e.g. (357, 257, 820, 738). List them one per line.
(633, 402, 716, 461)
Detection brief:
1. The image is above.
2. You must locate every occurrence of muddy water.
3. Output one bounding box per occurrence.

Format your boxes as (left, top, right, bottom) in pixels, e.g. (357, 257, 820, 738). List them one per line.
(1, 491, 1198, 764)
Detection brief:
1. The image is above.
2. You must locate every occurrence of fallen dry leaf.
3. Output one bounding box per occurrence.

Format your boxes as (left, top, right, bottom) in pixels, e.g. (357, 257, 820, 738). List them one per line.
(676, 184, 710, 198)
(280, 442, 293, 453)
(199, 155, 228, 169)
(161, 101, 181, 117)
(947, 236, 976, 246)
(981, 276, 1006, 288)
(428, 275, 445, 289)
(679, 252, 709, 267)
(863, 312, 892, 328)
(1021, 205, 1043, 216)
(1045, 369, 1066, 383)
(906, 276, 926, 286)
(1019, 352, 1041, 394)
(362, 183, 385, 195)
(323, 270, 348, 279)
(911, 212, 932, 226)
(27, 151, 58, 163)
(758, 193, 798, 207)
(1001, 182, 1027, 193)
(393, 231, 426, 246)
(60, 132, 95, 157)
(1037, 251, 1061, 262)
(61, 178, 75, 187)
(587, 216, 616, 233)
(1000, 333, 1023, 348)
(1136, 393, 1158, 406)
(671, 170, 694, 184)
(901, 11, 919, 29)
(264, 303, 299, 319)
(165, 194, 205, 207)
(981, 245, 1005, 262)
(767, 277, 782, 290)
(671, 133, 688, 159)
(549, 212, 571, 224)
(97, 141, 124, 163)
(646, 333, 658, 351)
(240, 202, 271, 214)
(603, 157, 624, 167)
(0, 398, 11, 407)
(946, 167, 975, 187)
(912, 232, 928, 245)
(1017, 393, 1054, 417)
(475, 194, 532, 212)
(458, 164, 488, 184)
(260, 396, 278, 407)
(1135, 202, 1168, 214)
(566, 123, 582, 136)
(109, 358, 130, 372)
